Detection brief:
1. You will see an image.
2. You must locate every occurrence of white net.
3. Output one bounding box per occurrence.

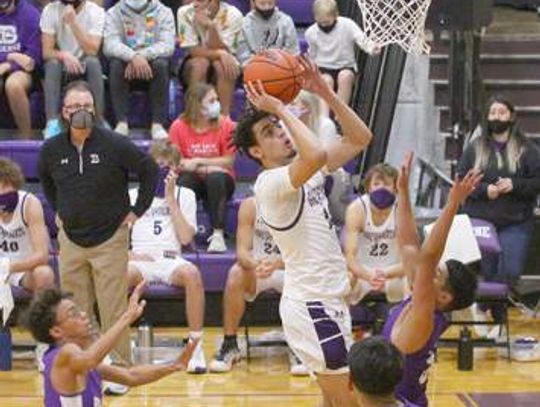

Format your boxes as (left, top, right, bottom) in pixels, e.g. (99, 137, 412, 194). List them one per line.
(357, 0, 433, 54)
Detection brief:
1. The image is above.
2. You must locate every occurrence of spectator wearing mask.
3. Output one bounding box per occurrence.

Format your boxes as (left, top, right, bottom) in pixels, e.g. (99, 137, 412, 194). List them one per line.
(458, 96, 540, 287)
(305, 0, 379, 114)
(38, 81, 158, 377)
(104, 0, 175, 140)
(0, 0, 41, 139)
(40, 0, 106, 138)
(168, 82, 235, 253)
(177, 0, 243, 116)
(236, 0, 299, 66)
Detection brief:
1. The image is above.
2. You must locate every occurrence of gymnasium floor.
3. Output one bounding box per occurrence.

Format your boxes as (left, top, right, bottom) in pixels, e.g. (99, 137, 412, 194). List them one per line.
(1, 309, 539, 406)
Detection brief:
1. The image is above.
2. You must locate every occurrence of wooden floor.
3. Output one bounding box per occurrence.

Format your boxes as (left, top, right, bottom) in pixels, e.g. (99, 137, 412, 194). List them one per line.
(1, 309, 539, 407)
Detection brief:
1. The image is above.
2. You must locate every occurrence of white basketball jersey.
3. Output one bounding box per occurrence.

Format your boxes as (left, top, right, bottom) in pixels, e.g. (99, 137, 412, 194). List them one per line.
(355, 194, 399, 270)
(0, 191, 33, 262)
(130, 187, 197, 258)
(252, 205, 281, 262)
(254, 169, 349, 301)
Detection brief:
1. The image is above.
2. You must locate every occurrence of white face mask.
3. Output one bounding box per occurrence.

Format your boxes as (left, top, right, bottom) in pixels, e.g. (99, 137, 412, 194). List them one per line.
(203, 100, 221, 120)
(125, 0, 149, 12)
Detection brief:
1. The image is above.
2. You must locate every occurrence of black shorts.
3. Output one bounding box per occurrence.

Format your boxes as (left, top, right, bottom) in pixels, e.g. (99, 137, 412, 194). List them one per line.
(318, 67, 356, 87)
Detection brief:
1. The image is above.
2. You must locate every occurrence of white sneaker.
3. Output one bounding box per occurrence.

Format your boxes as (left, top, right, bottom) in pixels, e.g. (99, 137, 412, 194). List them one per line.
(114, 122, 129, 136)
(151, 124, 168, 140)
(186, 340, 207, 374)
(288, 350, 309, 376)
(209, 343, 241, 373)
(207, 233, 227, 253)
(103, 381, 129, 396)
(35, 343, 49, 373)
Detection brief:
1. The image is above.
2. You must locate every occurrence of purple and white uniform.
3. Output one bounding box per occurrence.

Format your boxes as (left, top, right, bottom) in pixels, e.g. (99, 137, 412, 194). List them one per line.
(254, 168, 352, 374)
(382, 298, 449, 407)
(43, 346, 103, 407)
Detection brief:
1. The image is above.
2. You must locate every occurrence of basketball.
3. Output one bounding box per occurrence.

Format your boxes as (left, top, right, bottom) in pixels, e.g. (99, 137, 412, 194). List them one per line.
(243, 49, 303, 104)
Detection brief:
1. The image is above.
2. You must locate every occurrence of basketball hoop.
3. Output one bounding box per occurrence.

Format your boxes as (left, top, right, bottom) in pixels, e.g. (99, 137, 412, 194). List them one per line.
(356, 0, 433, 54)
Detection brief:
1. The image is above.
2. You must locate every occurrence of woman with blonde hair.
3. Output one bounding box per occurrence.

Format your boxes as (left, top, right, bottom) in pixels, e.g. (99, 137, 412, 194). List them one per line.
(169, 82, 236, 252)
(457, 96, 540, 287)
(290, 90, 353, 226)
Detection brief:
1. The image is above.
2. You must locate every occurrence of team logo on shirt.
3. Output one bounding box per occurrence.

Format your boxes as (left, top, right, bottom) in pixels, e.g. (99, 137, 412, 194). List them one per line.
(90, 154, 100, 164)
(0, 25, 19, 52)
(60, 158, 69, 165)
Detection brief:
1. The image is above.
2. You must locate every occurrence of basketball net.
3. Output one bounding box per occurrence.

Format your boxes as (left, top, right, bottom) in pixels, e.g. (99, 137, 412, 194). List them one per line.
(356, 0, 432, 54)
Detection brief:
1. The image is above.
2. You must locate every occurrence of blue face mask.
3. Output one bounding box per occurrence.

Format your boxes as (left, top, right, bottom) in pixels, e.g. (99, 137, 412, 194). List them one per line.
(203, 100, 221, 120)
(154, 166, 170, 198)
(0, 191, 18, 213)
(369, 188, 396, 210)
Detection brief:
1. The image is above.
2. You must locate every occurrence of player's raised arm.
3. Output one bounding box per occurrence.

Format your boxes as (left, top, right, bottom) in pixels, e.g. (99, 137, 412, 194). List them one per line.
(297, 57, 373, 172)
(245, 81, 326, 188)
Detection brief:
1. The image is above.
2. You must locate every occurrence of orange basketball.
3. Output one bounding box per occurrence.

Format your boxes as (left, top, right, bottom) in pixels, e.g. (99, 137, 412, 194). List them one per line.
(243, 49, 303, 104)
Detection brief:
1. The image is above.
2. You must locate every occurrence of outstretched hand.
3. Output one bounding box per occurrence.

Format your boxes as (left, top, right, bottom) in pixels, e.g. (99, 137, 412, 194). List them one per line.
(397, 151, 414, 193)
(297, 56, 331, 96)
(126, 280, 147, 322)
(449, 170, 483, 205)
(245, 80, 285, 115)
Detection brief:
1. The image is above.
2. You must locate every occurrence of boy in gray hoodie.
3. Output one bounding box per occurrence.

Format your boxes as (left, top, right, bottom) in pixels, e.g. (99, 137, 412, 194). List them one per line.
(104, 0, 175, 139)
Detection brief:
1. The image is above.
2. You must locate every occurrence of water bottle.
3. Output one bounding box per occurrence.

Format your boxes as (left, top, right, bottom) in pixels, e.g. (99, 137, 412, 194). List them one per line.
(168, 80, 177, 120)
(137, 320, 153, 348)
(458, 326, 473, 371)
(0, 318, 12, 371)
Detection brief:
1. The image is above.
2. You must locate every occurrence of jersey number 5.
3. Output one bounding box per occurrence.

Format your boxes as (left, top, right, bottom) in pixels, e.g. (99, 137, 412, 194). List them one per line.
(153, 220, 163, 235)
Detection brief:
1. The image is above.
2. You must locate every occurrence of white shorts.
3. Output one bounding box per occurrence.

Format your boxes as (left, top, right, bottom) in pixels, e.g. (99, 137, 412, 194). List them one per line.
(244, 269, 284, 302)
(7, 271, 26, 287)
(348, 277, 407, 305)
(280, 296, 352, 375)
(129, 257, 194, 285)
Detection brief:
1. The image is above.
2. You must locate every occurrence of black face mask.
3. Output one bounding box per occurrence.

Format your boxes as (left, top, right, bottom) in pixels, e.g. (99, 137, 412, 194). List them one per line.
(318, 20, 337, 34)
(256, 7, 275, 20)
(70, 109, 95, 130)
(487, 119, 512, 135)
(61, 0, 83, 8)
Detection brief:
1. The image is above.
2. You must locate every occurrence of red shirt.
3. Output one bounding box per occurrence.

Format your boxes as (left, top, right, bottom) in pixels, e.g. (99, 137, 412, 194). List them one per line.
(169, 116, 236, 177)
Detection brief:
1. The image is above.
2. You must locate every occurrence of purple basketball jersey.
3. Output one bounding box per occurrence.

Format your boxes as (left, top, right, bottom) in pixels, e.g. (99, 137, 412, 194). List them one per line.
(43, 346, 103, 407)
(382, 298, 449, 407)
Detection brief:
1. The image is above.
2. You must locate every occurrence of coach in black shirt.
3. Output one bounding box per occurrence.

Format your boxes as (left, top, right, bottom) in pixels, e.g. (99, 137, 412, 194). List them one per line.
(38, 80, 158, 368)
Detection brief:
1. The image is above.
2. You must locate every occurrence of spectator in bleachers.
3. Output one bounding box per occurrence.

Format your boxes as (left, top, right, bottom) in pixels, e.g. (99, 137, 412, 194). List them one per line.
(40, 0, 106, 139)
(343, 163, 406, 307)
(103, 0, 175, 139)
(0, 157, 55, 292)
(128, 140, 207, 373)
(236, 0, 299, 66)
(169, 82, 235, 253)
(458, 96, 540, 287)
(38, 81, 158, 373)
(290, 90, 352, 226)
(177, 0, 243, 116)
(305, 0, 379, 114)
(0, 0, 41, 139)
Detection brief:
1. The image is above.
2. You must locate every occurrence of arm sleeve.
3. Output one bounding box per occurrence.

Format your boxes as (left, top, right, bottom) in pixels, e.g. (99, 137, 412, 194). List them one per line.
(254, 166, 301, 227)
(305, 25, 318, 60)
(511, 145, 540, 200)
(219, 8, 243, 54)
(139, 6, 175, 60)
(37, 145, 58, 211)
(118, 138, 159, 217)
(103, 9, 137, 61)
(39, 5, 57, 35)
(177, 7, 200, 48)
(22, 6, 43, 69)
(179, 188, 198, 231)
(87, 6, 106, 37)
(349, 18, 375, 53)
(283, 16, 300, 55)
